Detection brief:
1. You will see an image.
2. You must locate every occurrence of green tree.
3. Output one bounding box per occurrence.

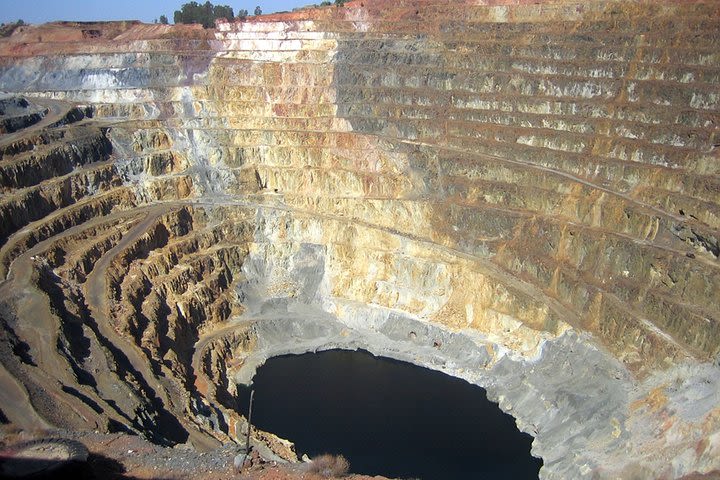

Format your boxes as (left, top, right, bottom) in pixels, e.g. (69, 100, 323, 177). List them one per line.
(213, 4, 234, 21)
(237, 9, 248, 20)
(174, 2, 201, 25)
(254, 6, 262, 15)
(159, 14, 169, 24)
(174, 1, 233, 28)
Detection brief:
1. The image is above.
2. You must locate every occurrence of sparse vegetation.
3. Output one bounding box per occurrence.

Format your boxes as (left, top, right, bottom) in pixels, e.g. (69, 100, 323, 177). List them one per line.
(254, 6, 262, 16)
(0, 20, 25, 38)
(307, 454, 350, 478)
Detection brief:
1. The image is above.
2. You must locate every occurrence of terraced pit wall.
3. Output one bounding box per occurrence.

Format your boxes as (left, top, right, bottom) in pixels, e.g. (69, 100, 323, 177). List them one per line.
(0, 1, 719, 478)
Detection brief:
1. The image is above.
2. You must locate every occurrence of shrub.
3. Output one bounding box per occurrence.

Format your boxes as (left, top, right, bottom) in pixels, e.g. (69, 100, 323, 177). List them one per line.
(307, 453, 350, 478)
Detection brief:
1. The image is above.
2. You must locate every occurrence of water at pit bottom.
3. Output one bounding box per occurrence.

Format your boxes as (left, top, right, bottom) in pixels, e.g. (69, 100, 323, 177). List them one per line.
(237, 349, 542, 479)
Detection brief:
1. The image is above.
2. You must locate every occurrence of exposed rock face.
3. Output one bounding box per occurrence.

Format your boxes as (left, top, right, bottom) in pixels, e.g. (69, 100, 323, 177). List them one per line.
(0, 2, 718, 478)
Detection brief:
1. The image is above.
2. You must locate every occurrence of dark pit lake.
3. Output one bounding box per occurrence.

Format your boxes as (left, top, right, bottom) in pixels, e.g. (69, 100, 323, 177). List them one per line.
(237, 349, 542, 479)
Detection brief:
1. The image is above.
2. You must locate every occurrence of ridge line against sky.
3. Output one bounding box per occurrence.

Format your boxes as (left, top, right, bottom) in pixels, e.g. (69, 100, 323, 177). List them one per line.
(0, 0, 314, 25)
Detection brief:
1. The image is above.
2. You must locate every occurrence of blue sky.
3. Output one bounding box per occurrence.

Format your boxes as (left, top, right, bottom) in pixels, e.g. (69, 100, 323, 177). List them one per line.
(0, 0, 313, 24)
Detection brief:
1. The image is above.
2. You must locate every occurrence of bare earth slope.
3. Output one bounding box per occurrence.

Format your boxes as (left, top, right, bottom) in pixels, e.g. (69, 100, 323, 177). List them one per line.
(0, 1, 719, 478)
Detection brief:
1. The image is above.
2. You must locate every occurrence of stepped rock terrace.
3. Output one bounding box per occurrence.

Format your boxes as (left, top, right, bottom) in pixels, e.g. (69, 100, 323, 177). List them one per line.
(0, 1, 719, 478)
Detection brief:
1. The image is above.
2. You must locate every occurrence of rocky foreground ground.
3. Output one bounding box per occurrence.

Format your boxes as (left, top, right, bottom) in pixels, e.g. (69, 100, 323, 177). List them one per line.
(0, 426, 392, 480)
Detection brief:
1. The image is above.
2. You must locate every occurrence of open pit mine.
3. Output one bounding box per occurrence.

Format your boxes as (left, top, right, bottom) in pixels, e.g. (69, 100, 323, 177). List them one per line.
(0, 0, 719, 478)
